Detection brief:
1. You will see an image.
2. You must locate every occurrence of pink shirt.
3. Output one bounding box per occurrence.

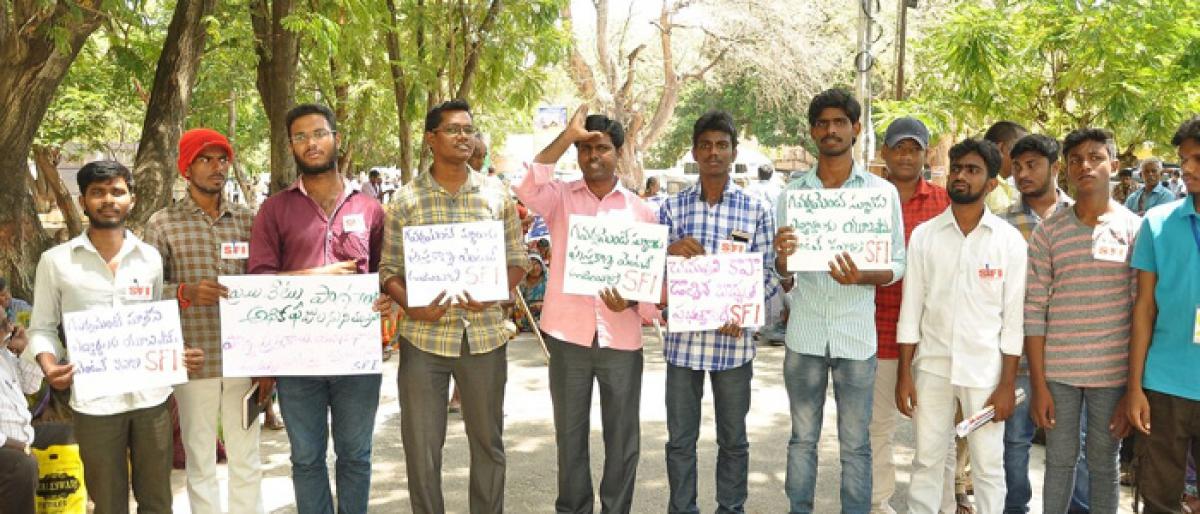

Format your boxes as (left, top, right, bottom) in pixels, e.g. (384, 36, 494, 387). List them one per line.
(514, 163, 660, 351)
(248, 178, 384, 274)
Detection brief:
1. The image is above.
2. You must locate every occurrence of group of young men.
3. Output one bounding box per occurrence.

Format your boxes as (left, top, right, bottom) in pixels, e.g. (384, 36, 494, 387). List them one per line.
(1, 86, 1198, 514)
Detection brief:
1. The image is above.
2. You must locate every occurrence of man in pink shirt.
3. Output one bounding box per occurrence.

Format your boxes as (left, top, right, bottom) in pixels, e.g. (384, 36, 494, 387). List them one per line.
(515, 105, 659, 513)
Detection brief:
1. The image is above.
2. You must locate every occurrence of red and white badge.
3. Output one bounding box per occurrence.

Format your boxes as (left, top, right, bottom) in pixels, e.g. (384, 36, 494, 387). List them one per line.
(342, 214, 367, 233)
(124, 282, 153, 301)
(977, 264, 1004, 281)
(220, 241, 250, 260)
(718, 240, 747, 254)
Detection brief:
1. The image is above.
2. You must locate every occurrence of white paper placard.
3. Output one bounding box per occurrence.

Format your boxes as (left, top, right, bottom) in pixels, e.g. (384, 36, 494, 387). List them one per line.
(63, 300, 188, 401)
(666, 253, 765, 332)
(219, 274, 383, 376)
(561, 215, 668, 303)
(402, 221, 509, 307)
(784, 188, 894, 271)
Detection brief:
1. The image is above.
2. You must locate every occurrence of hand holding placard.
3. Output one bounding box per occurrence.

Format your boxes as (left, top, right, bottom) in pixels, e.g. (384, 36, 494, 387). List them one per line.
(403, 221, 509, 307)
(63, 300, 188, 401)
(784, 188, 894, 272)
(562, 215, 668, 303)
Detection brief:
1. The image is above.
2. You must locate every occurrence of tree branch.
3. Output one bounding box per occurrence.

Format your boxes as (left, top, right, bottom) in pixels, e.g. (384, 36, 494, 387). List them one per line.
(562, 2, 597, 101)
(455, 0, 501, 100)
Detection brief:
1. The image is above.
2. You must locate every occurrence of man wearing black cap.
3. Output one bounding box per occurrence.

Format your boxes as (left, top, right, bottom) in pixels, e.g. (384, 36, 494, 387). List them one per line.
(870, 116, 951, 513)
(144, 128, 265, 514)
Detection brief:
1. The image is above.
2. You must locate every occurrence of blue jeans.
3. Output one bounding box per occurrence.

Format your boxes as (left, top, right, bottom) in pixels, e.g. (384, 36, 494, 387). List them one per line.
(1004, 375, 1037, 513)
(782, 350, 875, 514)
(277, 374, 382, 514)
(664, 361, 753, 514)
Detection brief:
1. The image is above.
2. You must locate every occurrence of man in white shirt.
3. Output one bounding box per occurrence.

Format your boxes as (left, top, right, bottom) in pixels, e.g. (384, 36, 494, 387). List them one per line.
(26, 161, 204, 512)
(895, 139, 1026, 514)
(1, 319, 40, 513)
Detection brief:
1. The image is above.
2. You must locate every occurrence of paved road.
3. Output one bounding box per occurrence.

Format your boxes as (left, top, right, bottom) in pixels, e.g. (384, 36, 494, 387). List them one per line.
(153, 329, 1136, 513)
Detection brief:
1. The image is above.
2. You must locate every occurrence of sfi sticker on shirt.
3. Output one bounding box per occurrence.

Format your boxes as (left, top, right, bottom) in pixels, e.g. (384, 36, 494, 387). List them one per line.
(718, 240, 747, 254)
(1092, 228, 1129, 263)
(123, 282, 153, 301)
(977, 264, 1004, 281)
(342, 213, 367, 233)
(220, 242, 250, 260)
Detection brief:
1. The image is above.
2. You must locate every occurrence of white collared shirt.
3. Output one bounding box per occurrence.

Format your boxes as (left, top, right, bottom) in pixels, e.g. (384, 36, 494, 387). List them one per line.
(897, 207, 1027, 388)
(1, 344, 42, 447)
(25, 231, 171, 415)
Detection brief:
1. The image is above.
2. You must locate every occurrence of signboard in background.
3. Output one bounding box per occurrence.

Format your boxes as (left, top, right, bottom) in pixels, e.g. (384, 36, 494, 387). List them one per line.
(666, 253, 765, 333)
(561, 215, 668, 303)
(784, 188, 894, 272)
(533, 105, 568, 148)
(63, 300, 188, 401)
(402, 220, 510, 307)
(219, 274, 382, 377)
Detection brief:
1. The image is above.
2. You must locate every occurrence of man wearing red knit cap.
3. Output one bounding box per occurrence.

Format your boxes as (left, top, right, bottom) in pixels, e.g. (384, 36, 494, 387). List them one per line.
(144, 128, 266, 514)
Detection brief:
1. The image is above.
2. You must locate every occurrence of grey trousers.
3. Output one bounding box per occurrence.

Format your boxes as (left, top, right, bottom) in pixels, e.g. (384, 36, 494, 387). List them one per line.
(0, 445, 38, 513)
(73, 400, 173, 514)
(397, 336, 507, 514)
(1043, 382, 1123, 514)
(546, 334, 643, 514)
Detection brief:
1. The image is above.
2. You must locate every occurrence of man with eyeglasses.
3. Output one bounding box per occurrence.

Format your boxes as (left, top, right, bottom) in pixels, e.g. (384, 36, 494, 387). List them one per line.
(143, 128, 265, 514)
(247, 103, 386, 514)
(380, 99, 528, 514)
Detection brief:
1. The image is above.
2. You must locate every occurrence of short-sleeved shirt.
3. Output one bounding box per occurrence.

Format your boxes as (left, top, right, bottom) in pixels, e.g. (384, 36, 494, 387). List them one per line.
(1024, 203, 1139, 387)
(379, 169, 529, 358)
(1130, 196, 1200, 401)
(25, 232, 170, 415)
(247, 178, 385, 275)
(144, 194, 255, 379)
(875, 179, 949, 359)
(779, 163, 906, 361)
(659, 178, 778, 371)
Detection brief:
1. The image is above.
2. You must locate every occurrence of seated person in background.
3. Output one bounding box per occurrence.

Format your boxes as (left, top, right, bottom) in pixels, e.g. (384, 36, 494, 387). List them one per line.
(0, 278, 31, 325)
(514, 254, 547, 332)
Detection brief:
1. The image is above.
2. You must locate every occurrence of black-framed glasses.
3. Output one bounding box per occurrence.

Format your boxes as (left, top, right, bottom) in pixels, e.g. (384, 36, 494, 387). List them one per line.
(290, 129, 336, 144)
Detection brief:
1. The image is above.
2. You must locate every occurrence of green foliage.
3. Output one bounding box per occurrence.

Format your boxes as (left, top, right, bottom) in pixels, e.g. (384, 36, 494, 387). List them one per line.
(645, 74, 813, 168)
(881, 0, 1200, 153)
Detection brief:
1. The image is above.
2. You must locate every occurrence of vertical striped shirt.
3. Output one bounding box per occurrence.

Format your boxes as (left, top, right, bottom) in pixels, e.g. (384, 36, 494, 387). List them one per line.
(1024, 203, 1139, 387)
(659, 179, 777, 371)
(1, 345, 42, 447)
(779, 163, 906, 360)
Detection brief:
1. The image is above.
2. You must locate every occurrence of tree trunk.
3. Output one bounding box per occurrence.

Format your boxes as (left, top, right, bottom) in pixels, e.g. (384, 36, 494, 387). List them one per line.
(384, 0, 414, 182)
(0, 1, 105, 299)
(129, 0, 218, 229)
(31, 145, 82, 238)
(251, 0, 300, 195)
(454, 0, 502, 101)
(228, 89, 258, 208)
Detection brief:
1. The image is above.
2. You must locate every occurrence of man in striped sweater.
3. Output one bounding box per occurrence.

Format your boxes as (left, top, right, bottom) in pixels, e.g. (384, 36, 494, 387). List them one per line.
(1025, 128, 1137, 513)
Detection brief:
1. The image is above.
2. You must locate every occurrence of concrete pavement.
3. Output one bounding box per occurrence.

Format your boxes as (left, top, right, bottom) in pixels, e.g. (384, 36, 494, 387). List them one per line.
(154, 328, 1136, 513)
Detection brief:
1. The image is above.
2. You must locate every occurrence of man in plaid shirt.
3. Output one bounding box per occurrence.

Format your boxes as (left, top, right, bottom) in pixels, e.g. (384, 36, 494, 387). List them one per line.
(144, 128, 264, 514)
(659, 110, 778, 513)
(380, 100, 529, 514)
(869, 117, 949, 514)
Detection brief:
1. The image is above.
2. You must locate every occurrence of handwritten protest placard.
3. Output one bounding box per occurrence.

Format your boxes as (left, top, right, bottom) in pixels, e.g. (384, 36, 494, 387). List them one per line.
(666, 253, 765, 333)
(402, 220, 509, 307)
(63, 300, 188, 401)
(219, 274, 382, 377)
(784, 188, 894, 271)
(561, 215, 668, 303)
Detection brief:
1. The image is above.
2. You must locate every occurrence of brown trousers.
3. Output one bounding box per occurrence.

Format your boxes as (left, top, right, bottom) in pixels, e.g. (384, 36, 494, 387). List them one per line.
(73, 400, 173, 514)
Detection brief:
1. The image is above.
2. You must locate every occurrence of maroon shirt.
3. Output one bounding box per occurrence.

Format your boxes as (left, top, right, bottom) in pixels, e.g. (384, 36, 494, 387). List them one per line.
(248, 179, 384, 274)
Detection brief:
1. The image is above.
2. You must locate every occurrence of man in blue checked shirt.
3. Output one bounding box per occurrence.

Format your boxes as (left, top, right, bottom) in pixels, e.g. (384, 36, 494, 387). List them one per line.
(659, 110, 779, 514)
(773, 89, 906, 514)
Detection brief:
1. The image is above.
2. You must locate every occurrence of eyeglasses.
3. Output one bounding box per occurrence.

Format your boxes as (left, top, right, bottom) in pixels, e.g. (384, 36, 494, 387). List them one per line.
(290, 129, 336, 144)
(193, 155, 230, 167)
(434, 125, 477, 136)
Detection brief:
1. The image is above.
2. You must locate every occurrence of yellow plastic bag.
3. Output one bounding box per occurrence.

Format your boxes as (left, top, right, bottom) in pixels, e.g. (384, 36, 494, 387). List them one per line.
(33, 444, 87, 514)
